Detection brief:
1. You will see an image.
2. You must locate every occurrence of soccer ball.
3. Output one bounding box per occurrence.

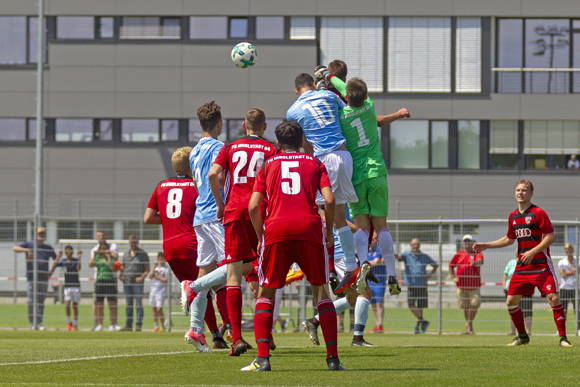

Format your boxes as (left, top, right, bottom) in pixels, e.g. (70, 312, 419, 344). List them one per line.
(231, 42, 257, 69)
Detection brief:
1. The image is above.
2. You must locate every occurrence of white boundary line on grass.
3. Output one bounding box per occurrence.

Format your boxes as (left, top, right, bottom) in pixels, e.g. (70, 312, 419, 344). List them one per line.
(0, 346, 308, 367)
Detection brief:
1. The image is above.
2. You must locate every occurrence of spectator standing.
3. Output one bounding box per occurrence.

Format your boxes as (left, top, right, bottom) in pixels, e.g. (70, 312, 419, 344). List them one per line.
(503, 255, 533, 334)
(120, 235, 150, 331)
(559, 243, 577, 325)
(449, 235, 483, 335)
(396, 238, 439, 333)
(90, 231, 118, 330)
(89, 241, 120, 331)
(13, 227, 56, 330)
(50, 245, 82, 331)
(149, 252, 170, 332)
(368, 241, 387, 333)
(567, 155, 580, 170)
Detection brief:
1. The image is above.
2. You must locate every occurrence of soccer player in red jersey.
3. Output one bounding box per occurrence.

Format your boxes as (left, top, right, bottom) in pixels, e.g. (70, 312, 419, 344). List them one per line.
(473, 180, 573, 347)
(144, 146, 214, 353)
(208, 108, 277, 356)
(241, 121, 346, 372)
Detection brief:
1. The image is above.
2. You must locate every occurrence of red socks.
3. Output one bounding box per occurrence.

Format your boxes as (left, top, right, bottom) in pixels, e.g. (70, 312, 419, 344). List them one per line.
(552, 304, 567, 337)
(227, 286, 243, 341)
(254, 297, 274, 358)
(508, 306, 526, 334)
(317, 299, 338, 359)
(204, 293, 218, 332)
(215, 285, 230, 324)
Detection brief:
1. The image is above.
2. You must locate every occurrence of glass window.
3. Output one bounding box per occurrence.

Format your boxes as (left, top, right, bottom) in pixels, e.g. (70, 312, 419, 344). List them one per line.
(490, 120, 518, 169)
(390, 120, 429, 169)
(97, 120, 113, 141)
(431, 121, 449, 168)
(458, 120, 480, 169)
(190, 17, 227, 39)
(0, 119, 26, 141)
(0, 17, 27, 64)
(121, 119, 159, 142)
(227, 120, 244, 141)
(574, 29, 580, 92)
(27, 119, 45, 140)
(263, 119, 283, 144)
(290, 17, 315, 40)
(120, 17, 180, 39)
(95, 221, 114, 239)
(161, 120, 179, 141)
(55, 119, 93, 142)
(189, 119, 203, 142)
(388, 17, 451, 92)
(524, 120, 580, 155)
(256, 17, 284, 39)
(59, 220, 94, 240)
(456, 18, 481, 93)
(496, 19, 523, 93)
(57, 17, 95, 39)
(123, 221, 159, 240)
(321, 17, 384, 92)
(99, 17, 114, 38)
(0, 220, 27, 241)
(28, 17, 43, 64)
(229, 18, 248, 39)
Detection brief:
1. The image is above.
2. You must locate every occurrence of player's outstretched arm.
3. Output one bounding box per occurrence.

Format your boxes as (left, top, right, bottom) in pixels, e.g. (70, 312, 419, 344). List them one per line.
(377, 108, 411, 127)
(328, 75, 347, 98)
(208, 164, 226, 221)
(144, 208, 161, 224)
(472, 236, 514, 253)
(320, 186, 335, 248)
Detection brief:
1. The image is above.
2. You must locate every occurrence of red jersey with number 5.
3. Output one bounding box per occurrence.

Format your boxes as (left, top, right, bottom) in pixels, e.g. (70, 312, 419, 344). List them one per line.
(506, 204, 554, 273)
(253, 152, 331, 246)
(147, 176, 198, 260)
(213, 135, 277, 225)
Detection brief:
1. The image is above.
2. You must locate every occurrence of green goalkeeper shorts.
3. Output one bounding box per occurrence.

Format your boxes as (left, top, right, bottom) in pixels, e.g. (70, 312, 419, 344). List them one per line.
(348, 175, 389, 219)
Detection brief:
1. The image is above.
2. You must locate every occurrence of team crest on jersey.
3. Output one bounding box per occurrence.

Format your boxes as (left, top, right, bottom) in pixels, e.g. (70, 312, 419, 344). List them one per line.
(547, 285, 552, 291)
(525, 216, 532, 224)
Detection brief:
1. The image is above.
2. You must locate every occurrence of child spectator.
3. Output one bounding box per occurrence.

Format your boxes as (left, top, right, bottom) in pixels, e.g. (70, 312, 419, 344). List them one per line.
(150, 252, 170, 332)
(50, 245, 82, 331)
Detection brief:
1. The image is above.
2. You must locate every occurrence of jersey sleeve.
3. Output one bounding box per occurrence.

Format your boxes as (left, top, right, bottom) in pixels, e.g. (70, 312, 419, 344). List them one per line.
(147, 189, 159, 210)
(253, 166, 267, 196)
(213, 144, 228, 170)
(318, 162, 331, 190)
(329, 76, 347, 98)
(506, 214, 516, 239)
(211, 143, 222, 163)
(449, 255, 457, 269)
(537, 209, 554, 234)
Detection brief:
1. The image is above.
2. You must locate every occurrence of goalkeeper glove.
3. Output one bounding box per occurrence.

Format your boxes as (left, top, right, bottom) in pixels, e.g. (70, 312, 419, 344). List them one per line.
(314, 65, 331, 81)
(315, 79, 328, 91)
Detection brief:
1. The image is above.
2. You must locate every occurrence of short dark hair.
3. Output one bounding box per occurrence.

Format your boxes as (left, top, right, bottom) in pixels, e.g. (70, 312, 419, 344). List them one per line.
(275, 121, 303, 150)
(64, 245, 73, 251)
(328, 60, 348, 81)
(295, 73, 315, 91)
(346, 77, 368, 108)
(197, 101, 222, 131)
(245, 108, 266, 131)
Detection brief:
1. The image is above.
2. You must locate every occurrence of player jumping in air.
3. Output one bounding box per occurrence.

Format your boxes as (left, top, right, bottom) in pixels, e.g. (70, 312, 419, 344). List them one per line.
(242, 121, 346, 372)
(144, 146, 219, 352)
(473, 180, 572, 347)
(286, 73, 361, 294)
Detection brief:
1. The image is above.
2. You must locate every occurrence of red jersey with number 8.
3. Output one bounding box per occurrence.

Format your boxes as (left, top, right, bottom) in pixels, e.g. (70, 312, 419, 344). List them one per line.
(253, 152, 331, 246)
(213, 135, 277, 225)
(147, 176, 198, 260)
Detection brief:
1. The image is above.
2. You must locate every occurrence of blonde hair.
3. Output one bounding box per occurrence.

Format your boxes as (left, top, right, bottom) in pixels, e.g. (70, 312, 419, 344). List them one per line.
(564, 243, 574, 252)
(515, 179, 534, 192)
(172, 147, 193, 176)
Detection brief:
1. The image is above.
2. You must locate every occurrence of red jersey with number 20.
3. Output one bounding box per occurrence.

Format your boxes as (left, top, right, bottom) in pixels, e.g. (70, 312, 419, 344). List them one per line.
(253, 152, 331, 246)
(506, 204, 554, 273)
(147, 176, 198, 260)
(213, 135, 277, 225)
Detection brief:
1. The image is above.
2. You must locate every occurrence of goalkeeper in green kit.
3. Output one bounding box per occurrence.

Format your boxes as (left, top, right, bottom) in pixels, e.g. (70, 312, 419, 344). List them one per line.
(314, 65, 409, 298)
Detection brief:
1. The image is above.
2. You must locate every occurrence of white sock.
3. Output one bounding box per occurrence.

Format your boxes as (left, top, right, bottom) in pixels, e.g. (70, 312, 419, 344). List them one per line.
(354, 297, 371, 336)
(67, 316, 71, 324)
(315, 297, 351, 321)
(378, 229, 396, 277)
(74, 319, 78, 326)
(353, 229, 370, 265)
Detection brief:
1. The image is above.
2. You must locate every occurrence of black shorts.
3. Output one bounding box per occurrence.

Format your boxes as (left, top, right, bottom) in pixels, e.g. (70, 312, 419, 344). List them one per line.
(408, 287, 428, 309)
(504, 289, 533, 318)
(95, 279, 118, 303)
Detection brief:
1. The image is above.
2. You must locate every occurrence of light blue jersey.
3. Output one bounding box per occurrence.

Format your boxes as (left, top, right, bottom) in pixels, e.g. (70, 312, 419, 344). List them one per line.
(286, 89, 346, 157)
(189, 137, 224, 226)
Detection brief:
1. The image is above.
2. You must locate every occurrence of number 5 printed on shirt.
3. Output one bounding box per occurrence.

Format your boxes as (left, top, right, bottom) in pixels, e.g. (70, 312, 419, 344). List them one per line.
(281, 161, 300, 195)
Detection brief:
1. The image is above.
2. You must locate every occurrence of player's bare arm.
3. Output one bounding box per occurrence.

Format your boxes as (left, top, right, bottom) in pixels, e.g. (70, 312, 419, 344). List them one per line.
(472, 236, 515, 253)
(302, 134, 314, 156)
(143, 208, 162, 224)
(376, 108, 411, 127)
(519, 233, 555, 265)
(320, 186, 335, 248)
(208, 163, 226, 221)
(248, 191, 265, 251)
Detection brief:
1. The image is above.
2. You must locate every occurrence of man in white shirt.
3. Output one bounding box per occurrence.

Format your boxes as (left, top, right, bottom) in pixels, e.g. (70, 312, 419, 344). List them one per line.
(558, 243, 577, 323)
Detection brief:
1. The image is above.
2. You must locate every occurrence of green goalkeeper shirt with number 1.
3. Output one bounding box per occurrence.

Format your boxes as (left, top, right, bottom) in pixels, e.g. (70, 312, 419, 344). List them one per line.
(330, 76, 387, 186)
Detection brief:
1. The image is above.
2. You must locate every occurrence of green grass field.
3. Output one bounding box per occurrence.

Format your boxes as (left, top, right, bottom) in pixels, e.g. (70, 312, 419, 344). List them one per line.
(0, 330, 578, 387)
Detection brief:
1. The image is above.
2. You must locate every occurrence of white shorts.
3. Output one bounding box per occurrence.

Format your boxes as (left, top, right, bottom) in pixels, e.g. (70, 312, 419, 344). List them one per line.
(315, 150, 358, 206)
(149, 292, 167, 308)
(194, 221, 225, 267)
(334, 254, 347, 280)
(64, 287, 81, 303)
